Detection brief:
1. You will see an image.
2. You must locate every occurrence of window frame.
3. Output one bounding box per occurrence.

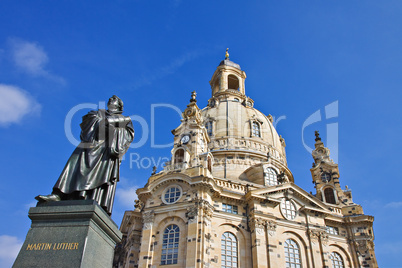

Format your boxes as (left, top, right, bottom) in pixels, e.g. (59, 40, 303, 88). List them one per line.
(329, 252, 344, 268)
(227, 74, 240, 91)
(205, 121, 213, 136)
(222, 203, 238, 214)
(162, 185, 183, 204)
(264, 167, 278, 186)
(326, 226, 339, 235)
(284, 239, 302, 268)
(280, 198, 297, 220)
(251, 121, 261, 138)
(324, 187, 336, 204)
(174, 148, 185, 164)
(221, 232, 238, 268)
(161, 224, 180, 265)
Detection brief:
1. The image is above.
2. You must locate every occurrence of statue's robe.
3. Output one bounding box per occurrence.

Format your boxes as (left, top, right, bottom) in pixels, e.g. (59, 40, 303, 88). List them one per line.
(53, 109, 134, 215)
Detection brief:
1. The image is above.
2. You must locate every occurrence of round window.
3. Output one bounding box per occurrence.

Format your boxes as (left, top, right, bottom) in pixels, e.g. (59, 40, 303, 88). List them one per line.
(280, 198, 297, 220)
(162, 186, 182, 204)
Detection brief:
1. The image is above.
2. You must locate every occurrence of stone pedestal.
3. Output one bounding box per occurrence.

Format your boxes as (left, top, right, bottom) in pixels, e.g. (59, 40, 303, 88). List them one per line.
(13, 200, 122, 268)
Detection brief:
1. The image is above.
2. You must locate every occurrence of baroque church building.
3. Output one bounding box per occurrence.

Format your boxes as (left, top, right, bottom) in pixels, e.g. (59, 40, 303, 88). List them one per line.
(114, 55, 378, 268)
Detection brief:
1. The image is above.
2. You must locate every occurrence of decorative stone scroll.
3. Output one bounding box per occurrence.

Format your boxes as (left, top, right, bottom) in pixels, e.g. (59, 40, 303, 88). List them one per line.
(308, 229, 328, 245)
(142, 210, 155, 230)
(185, 197, 214, 224)
(249, 216, 265, 235)
(319, 231, 329, 245)
(186, 205, 198, 223)
(355, 240, 373, 255)
(308, 229, 320, 244)
(267, 220, 277, 237)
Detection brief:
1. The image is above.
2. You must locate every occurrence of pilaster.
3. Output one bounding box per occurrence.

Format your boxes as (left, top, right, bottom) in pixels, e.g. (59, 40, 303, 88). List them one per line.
(137, 210, 155, 267)
(249, 214, 268, 268)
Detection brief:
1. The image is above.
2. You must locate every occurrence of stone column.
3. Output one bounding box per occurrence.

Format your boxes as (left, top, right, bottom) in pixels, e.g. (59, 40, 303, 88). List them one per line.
(265, 220, 278, 267)
(318, 230, 329, 268)
(249, 215, 268, 268)
(185, 204, 200, 268)
(137, 210, 155, 267)
(185, 197, 214, 268)
(199, 202, 213, 267)
(307, 229, 324, 268)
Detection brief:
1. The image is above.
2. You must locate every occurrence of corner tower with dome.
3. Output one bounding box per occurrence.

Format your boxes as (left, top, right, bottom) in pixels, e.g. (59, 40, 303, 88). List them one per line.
(114, 54, 378, 268)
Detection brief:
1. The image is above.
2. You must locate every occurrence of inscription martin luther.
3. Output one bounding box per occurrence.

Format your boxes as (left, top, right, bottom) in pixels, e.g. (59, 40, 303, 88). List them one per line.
(26, 243, 79, 251)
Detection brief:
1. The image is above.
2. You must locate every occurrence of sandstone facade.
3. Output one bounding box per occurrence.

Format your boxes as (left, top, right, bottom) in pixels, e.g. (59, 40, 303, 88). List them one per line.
(114, 56, 378, 268)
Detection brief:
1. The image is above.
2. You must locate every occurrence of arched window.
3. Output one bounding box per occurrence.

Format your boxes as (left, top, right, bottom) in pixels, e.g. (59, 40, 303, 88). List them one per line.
(221, 232, 238, 268)
(205, 121, 213, 136)
(207, 156, 212, 173)
(174, 149, 184, 165)
(251, 121, 261, 137)
(161, 224, 180, 265)
(324, 188, 336, 204)
(284, 239, 302, 268)
(228, 74, 239, 91)
(265, 168, 278, 186)
(330, 252, 344, 268)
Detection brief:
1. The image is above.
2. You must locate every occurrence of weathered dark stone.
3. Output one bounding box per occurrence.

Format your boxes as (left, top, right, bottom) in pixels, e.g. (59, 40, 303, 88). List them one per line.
(13, 200, 122, 268)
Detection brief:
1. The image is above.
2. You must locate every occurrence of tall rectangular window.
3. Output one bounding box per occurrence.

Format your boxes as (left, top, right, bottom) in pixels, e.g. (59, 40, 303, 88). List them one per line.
(205, 121, 213, 136)
(252, 121, 261, 137)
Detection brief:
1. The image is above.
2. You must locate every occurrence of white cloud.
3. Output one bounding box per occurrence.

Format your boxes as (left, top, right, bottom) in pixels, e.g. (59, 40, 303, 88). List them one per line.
(0, 84, 41, 126)
(10, 39, 48, 76)
(8, 38, 65, 84)
(384, 201, 402, 208)
(116, 185, 138, 208)
(0, 235, 23, 268)
(115, 177, 139, 209)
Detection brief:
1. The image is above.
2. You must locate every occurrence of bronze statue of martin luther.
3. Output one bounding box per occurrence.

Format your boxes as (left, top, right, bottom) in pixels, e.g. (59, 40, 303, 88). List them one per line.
(36, 95, 134, 215)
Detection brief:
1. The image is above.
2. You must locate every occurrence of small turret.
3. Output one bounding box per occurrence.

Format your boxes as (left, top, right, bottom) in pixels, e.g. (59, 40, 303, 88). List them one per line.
(310, 131, 363, 215)
(168, 91, 212, 173)
(209, 49, 247, 97)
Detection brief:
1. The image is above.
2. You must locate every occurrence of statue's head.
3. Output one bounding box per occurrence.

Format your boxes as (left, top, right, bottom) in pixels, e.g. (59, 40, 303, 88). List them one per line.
(107, 95, 124, 113)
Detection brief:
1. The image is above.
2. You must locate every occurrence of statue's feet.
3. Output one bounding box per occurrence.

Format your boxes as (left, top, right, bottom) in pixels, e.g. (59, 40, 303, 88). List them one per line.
(35, 194, 61, 202)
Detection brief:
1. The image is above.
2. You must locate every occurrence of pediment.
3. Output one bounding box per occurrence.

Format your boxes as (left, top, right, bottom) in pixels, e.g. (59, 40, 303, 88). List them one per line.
(247, 182, 331, 213)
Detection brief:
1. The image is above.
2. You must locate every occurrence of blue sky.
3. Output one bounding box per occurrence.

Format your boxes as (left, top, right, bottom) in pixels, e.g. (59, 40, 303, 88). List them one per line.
(0, 1, 401, 267)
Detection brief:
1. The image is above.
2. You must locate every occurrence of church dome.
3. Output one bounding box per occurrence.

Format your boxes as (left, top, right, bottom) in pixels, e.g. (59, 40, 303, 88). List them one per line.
(201, 57, 287, 180)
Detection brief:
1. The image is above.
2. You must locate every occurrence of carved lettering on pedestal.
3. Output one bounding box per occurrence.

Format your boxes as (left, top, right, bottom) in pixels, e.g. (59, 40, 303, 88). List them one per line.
(26, 242, 79, 251)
